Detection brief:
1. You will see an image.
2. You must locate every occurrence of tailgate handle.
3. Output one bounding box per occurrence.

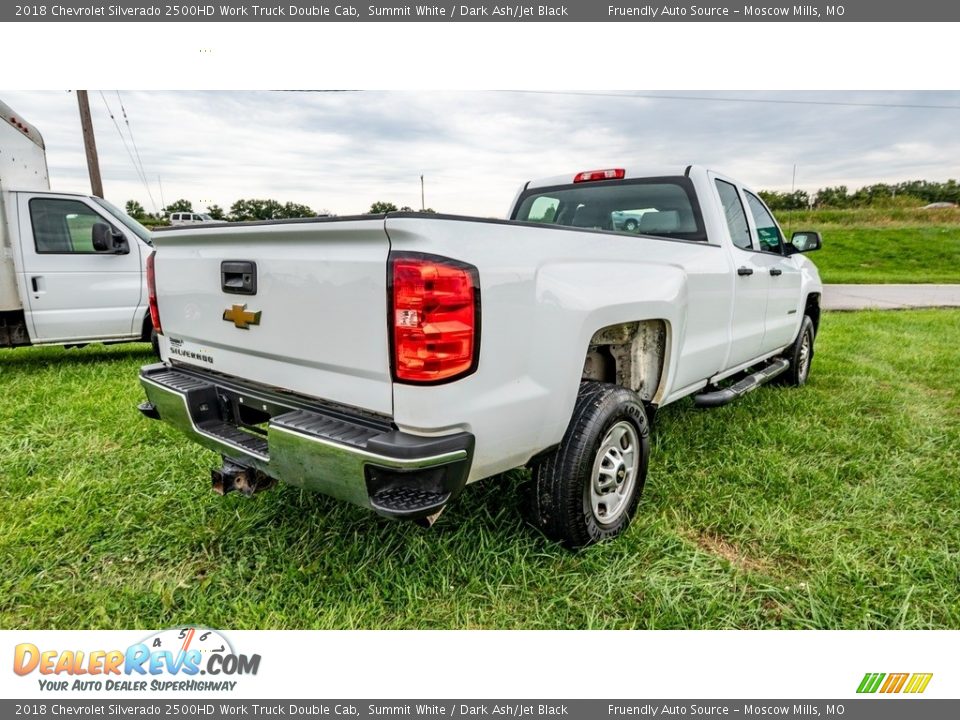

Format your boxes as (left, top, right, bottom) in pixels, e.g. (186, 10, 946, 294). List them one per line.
(221, 261, 257, 295)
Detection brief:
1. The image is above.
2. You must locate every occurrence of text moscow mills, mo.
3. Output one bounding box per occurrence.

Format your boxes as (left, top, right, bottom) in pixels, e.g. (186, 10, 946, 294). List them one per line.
(607, 4, 844, 17)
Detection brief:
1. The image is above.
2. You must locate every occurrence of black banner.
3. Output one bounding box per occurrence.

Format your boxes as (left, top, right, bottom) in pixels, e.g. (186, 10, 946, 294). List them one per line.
(4, 0, 959, 22)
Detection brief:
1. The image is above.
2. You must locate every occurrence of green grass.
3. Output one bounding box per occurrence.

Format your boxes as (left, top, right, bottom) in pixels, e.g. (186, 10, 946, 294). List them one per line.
(2, 309, 959, 629)
(776, 207, 960, 284)
(802, 225, 960, 284)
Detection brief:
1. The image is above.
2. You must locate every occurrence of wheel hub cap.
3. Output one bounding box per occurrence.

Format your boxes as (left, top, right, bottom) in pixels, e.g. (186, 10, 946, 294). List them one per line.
(588, 420, 640, 526)
(799, 332, 811, 379)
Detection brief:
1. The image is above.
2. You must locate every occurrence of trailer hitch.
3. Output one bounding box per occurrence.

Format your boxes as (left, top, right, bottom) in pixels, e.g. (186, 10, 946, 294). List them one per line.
(211, 457, 276, 497)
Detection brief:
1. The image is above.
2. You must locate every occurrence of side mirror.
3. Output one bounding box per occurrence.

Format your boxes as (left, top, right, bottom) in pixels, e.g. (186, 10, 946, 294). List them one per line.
(112, 233, 130, 254)
(91, 223, 129, 254)
(790, 230, 822, 254)
(92, 223, 112, 252)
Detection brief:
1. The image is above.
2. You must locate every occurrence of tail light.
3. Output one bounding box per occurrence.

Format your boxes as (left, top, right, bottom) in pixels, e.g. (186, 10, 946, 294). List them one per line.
(146, 251, 162, 335)
(390, 253, 480, 384)
(574, 168, 625, 183)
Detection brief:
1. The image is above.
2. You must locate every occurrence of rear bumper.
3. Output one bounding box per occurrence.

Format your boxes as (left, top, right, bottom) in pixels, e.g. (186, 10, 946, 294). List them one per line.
(138, 363, 474, 519)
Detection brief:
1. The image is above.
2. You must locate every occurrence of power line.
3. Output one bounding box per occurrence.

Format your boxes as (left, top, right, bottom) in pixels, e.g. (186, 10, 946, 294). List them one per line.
(501, 90, 960, 111)
(288, 88, 960, 110)
(116, 91, 158, 213)
(98, 91, 157, 212)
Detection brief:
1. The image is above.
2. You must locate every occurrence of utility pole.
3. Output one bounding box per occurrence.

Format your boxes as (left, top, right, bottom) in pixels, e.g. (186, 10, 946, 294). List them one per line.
(158, 175, 166, 212)
(420, 174, 425, 211)
(76, 91, 104, 198)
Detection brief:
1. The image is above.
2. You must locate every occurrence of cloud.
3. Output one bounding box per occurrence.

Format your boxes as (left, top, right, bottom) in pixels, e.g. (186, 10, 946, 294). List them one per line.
(3, 90, 959, 216)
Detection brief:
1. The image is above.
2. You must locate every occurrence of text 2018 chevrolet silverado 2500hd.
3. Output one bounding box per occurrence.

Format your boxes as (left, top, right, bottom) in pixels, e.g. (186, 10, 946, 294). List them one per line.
(137, 165, 823, 548)
(0, 100, 157, 352)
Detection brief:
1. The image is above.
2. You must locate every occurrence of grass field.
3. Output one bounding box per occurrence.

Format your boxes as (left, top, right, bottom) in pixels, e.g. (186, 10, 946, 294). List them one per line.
(777, 207, 960, 284)
(1, 309, 959, 630)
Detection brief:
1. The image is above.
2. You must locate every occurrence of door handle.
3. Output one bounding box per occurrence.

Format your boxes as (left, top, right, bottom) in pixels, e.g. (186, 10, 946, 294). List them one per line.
(737, 266, 754, 276)
(769, 268, 783, 277)
(31, 276, 45, 294)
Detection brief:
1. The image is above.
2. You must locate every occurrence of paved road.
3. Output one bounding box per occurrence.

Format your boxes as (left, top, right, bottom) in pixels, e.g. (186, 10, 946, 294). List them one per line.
(822, 284, 960, 311)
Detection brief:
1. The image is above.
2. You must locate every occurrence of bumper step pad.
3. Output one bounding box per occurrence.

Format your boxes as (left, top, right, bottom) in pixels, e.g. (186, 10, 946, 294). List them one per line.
(197, 420, 269, 458)
(270, 409, 383, 449)
(369, 486, 451, 516)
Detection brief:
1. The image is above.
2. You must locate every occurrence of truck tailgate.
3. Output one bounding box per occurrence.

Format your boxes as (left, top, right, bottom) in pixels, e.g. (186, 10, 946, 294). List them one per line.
(152, 218, 393, 415)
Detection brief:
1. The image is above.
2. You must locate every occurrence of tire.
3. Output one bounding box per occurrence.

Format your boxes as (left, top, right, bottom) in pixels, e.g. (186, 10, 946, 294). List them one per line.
(527, 381, 650, 549)
(624, 219, 639, 232)
(779, 315, 815, 386)
(150, 329, 161, 359)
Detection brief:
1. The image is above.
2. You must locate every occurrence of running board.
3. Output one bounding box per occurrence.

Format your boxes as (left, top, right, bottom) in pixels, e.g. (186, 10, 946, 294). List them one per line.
(693, 358, 790, 408)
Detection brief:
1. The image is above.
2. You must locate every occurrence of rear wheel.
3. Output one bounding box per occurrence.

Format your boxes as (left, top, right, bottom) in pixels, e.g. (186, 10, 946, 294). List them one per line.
(527, 381, 650, 549)
(624, 218, 639, 232)
(779, 315, 815, 386)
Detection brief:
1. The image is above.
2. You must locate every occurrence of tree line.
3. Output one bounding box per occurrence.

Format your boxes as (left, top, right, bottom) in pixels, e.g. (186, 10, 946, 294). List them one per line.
(759, 179, 960, 211)
(125, 199, 435, 224)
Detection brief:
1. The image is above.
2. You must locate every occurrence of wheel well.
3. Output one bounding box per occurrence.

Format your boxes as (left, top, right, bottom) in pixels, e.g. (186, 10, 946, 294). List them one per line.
(0, 310, 31, 348)
(580, 320, 667, 404)
(805, 293, 821, 335)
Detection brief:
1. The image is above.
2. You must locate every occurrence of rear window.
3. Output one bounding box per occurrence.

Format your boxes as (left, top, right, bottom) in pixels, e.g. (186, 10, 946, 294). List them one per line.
(512, 177, 706, 242)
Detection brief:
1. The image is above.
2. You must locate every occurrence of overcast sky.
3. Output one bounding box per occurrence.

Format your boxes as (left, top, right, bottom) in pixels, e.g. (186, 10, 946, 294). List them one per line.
(3, 90, 959, 217)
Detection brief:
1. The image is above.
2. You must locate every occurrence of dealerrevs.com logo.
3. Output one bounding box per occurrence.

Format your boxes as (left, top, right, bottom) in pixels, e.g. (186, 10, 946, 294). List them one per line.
(857, 672, 933, 694)
(13, 627, 261, 693)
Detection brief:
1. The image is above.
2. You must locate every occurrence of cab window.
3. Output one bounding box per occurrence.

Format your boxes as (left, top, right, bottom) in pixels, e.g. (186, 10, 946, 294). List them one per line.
(29, 198, 114, 254)
(744, 192, 784, 253)
(513, 178, 706, 242)
(715, 180, 752, 250)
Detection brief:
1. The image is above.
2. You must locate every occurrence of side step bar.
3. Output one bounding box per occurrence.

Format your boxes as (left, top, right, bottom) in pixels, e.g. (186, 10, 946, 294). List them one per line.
(693, 358, 790, 408)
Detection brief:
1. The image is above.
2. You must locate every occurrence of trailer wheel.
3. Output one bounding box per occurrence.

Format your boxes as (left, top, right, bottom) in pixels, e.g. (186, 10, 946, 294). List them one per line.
(527, 381, 649, 549)
(779, 315, 815, 387)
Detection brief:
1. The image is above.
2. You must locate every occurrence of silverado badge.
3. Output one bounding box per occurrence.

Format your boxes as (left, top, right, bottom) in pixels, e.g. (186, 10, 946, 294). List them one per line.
(223, 304, 261, 329)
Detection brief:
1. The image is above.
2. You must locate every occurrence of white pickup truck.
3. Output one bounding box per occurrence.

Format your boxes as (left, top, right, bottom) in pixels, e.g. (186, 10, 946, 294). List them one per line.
(0, 100, 156, 352)
(138, 165, 823, 548)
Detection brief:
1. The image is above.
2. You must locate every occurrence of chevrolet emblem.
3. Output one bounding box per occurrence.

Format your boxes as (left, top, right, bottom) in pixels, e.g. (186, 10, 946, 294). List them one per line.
(223, 304, 261, 329)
